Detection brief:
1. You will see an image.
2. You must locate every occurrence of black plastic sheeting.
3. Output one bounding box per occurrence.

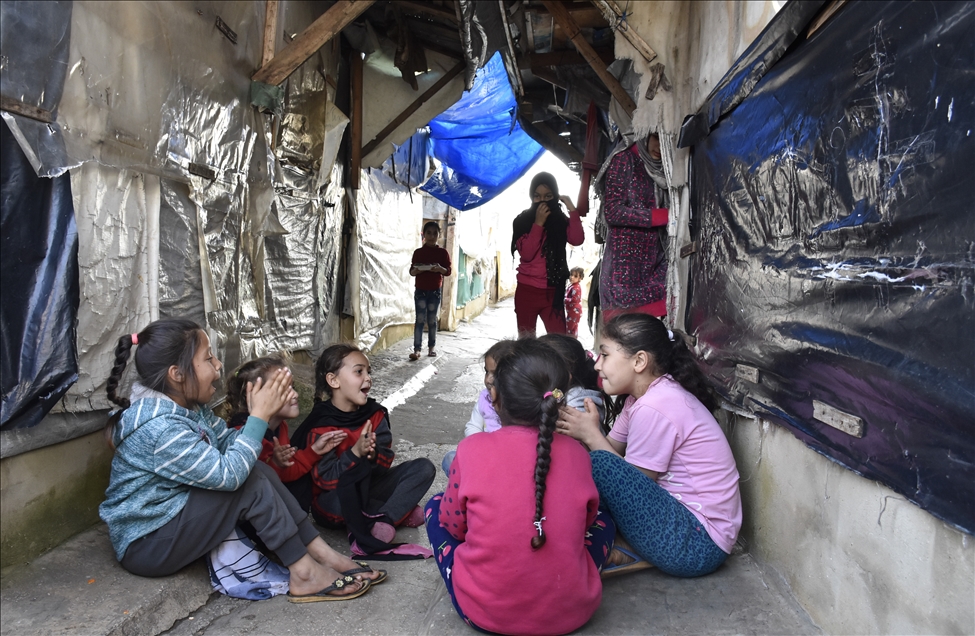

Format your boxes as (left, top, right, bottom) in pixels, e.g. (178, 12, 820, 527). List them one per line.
(0, 120, 80, 430)
(678, 0, 826, 149)
(686, 1, 975, 534)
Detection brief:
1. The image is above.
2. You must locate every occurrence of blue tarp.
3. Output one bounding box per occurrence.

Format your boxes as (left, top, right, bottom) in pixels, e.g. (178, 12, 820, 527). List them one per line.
(419, 52, 544, 211)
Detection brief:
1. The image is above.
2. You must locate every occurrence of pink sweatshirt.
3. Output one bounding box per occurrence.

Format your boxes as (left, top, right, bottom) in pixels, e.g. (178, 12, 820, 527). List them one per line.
(515, 210, 585, 289)
(608, 375, 742, 553)
(440, 426, 602, 635)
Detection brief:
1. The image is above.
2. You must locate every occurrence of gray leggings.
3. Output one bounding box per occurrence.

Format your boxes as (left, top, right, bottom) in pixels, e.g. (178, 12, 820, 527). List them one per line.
(121, 462, 319, 577)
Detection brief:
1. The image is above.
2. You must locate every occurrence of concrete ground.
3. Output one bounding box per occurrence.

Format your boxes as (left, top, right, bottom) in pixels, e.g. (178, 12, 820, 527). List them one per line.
(0, 298, 819, 636)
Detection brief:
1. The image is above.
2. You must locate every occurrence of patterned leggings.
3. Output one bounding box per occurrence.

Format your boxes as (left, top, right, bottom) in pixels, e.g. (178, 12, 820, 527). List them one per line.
(424, 494, 615, 632)
(590, 450, 728, 577)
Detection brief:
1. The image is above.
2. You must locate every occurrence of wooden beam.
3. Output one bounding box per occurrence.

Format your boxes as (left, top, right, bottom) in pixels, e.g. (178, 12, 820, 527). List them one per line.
(350, 53, 363, 189)
(590, 0, 657, 64)
(0, 96, 53, 123)
(518, 47, 615, 69)
(362, 61, 465, 157)
(540, 0, 636, 116)
(399, 0, 457, 23)
(519, 116, 584, 164)
(253, 0, 377, 85)
(261, 0, 280, 68)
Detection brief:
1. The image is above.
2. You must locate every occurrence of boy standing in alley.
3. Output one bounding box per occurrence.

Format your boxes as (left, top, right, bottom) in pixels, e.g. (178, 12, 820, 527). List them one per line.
(409, 221, 452, 360)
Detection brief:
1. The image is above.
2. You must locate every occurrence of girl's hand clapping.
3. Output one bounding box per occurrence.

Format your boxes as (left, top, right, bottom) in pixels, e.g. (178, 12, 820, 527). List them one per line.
(310, 430, 348, 456)
(271, 437, 297, 467)
(351, 421, 376, 459)
(247, 368, 292, 424)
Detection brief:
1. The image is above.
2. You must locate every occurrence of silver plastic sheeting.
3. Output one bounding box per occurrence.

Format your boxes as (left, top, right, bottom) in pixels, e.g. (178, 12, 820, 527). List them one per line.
(353, 169, 424, 351)
(59, 164, 159, 412)
(253, 162, 344, 356)
(158, 179, 207, 325)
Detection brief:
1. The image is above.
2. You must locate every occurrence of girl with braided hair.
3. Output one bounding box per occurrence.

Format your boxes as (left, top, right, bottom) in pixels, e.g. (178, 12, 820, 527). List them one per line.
(99, 319, 382, 602)
(557, 313, 741, 579)
(424, 339, 614, 635)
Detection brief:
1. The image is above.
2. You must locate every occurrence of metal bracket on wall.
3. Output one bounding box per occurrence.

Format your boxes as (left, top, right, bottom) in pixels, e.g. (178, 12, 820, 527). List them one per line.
(813, 400, 865, 438)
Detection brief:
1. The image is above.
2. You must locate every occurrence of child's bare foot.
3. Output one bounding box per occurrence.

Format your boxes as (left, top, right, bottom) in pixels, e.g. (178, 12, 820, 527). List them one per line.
(306, 537, 386, 583)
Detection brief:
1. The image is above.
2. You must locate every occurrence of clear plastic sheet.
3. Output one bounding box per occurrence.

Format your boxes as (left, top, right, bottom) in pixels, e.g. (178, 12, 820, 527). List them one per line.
(354, 169, 424, 351)
(686, 0, 975, 533)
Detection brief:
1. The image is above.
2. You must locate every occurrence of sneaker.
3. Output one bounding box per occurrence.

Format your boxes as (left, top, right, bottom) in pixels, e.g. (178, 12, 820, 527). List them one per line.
(370, 521, 396, 544)
(401, 505, 425, 528)
(408, 351, 421, 361)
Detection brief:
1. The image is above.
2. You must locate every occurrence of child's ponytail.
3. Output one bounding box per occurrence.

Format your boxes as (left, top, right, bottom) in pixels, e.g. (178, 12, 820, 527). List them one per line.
(492, 339, 570, 551)
(603, 313, 717, 412)
(106, 333, 137, 409)
(104, 319, 203, 410)
(531, 390, 560, 549)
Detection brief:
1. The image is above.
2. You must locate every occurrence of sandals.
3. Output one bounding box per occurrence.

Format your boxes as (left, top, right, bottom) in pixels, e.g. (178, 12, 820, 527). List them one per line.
(409, 351, 421, 361)
(287, 575, 371, 603)
(601, 539, 654, 579)
(427, 350, 437, 357)
(342, 560, 388, 585)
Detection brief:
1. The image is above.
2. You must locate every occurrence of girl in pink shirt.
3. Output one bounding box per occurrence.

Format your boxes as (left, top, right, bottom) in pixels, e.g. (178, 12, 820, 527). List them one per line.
(557, 313, 741, 578)
(424, 339, 614, 635)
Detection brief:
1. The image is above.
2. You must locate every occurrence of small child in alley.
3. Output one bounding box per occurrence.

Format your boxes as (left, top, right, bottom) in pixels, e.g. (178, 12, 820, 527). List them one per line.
(441, 339, 517, 474)
(565, 267, 585, 337)
(409, 221, 451, 361)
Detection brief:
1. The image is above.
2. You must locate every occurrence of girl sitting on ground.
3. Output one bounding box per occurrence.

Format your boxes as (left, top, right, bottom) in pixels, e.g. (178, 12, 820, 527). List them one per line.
(226, 355, 347, 510)
(99, 319, 383, 603)
(425, 339, 614, 635)
(557, 313, 742, 578)
(538, 333, 606, 424)
(440, 340, 518, 474)
(290, 344, 436, 551)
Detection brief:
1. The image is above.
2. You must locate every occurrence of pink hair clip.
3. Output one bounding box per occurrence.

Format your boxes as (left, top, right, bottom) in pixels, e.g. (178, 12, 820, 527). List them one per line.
(131, 333, 139, 345)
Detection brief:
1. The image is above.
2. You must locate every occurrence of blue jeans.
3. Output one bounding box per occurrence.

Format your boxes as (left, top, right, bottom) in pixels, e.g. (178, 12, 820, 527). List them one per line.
(414, 288, 442, 351)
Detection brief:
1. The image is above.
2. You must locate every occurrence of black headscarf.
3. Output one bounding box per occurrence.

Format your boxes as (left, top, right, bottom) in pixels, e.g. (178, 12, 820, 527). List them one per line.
(511, 172, 570, 308)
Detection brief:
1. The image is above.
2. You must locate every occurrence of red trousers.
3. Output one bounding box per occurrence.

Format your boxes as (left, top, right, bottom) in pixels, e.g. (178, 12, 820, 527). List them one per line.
(515, 283, 567, 337)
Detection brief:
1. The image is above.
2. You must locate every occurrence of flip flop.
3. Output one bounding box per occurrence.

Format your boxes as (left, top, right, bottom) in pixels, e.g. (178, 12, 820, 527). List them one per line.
(342, 560, 388, 585)
(409, 352, 421, 361)
(428, 350, 437, 357)
(601, 544, 654, 579)
(287, 576, 371, 603)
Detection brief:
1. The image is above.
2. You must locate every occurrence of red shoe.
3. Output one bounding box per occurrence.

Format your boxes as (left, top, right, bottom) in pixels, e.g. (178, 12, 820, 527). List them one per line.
(401, 505, 425, 528)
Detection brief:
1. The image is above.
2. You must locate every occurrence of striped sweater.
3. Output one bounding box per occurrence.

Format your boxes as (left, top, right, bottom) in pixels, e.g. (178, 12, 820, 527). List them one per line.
(99, 384, 267, 561)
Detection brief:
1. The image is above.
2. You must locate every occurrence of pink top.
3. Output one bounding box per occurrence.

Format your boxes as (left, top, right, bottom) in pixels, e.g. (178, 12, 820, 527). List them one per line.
(608, 375, 742, 553)
(515, 211, 585, 289)
(440, 426, 602, 635)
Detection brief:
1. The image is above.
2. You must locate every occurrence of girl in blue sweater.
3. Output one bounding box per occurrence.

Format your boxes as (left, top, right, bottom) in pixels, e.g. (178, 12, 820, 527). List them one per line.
(99, 319, 384, 602)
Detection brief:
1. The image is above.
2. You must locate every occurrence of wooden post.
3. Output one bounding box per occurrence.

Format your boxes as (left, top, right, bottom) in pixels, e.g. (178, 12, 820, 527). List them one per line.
(519, 116, 584, 164)
(361, 61, 465, 158)
(253, 0, 377, 85)
(590, 0, 657, 65)
(350, 53, 363, 190)
(261, 0, 280, 68)
(540, 0, 636, 116)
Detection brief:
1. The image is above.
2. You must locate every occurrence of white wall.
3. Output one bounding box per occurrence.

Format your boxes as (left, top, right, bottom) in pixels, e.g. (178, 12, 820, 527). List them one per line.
(727, 413, 974, 634)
